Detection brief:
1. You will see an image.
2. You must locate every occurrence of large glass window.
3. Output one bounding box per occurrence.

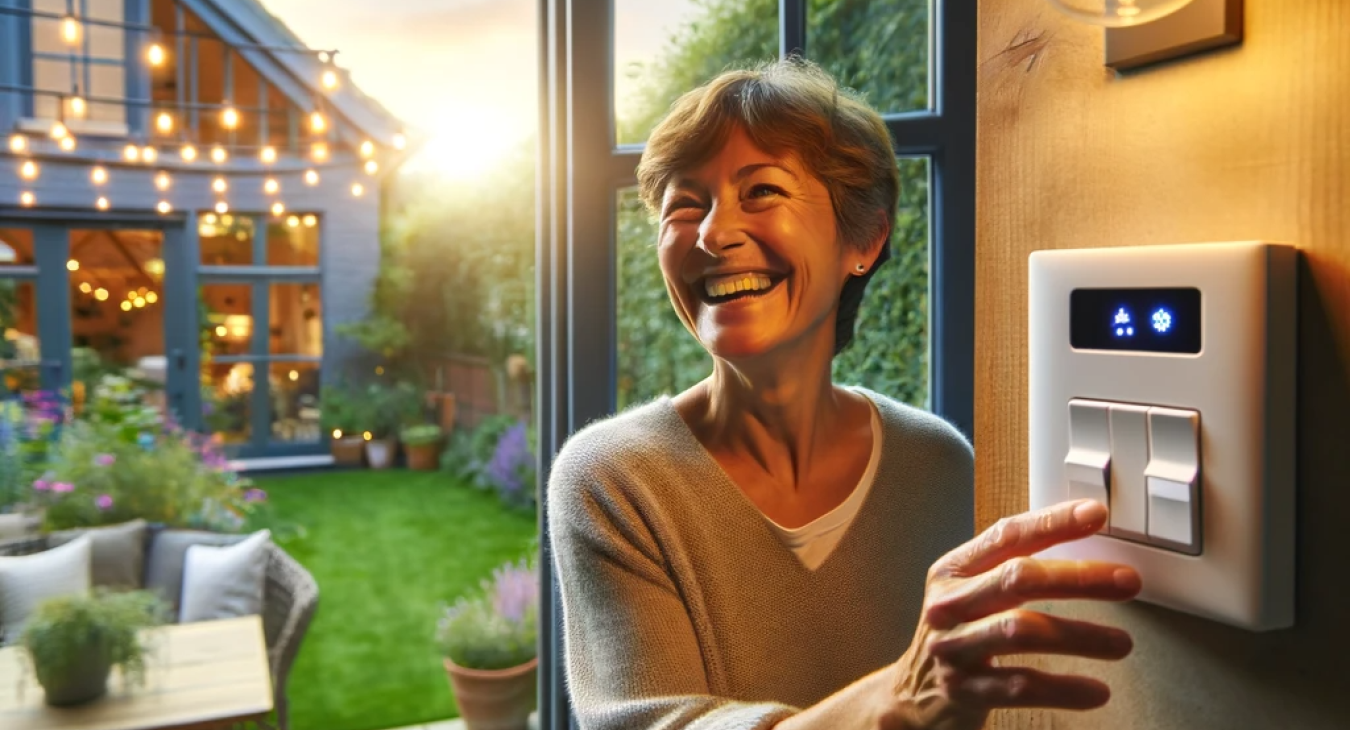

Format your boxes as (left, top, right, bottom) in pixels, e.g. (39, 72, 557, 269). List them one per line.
(30, 0, 128, 125)
(266, 215, 321, 267)
(808, 0, 930, 115)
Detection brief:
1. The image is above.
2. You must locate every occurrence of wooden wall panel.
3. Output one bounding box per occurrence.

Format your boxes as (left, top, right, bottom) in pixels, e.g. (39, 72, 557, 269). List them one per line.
(976, 1, 1350, 727)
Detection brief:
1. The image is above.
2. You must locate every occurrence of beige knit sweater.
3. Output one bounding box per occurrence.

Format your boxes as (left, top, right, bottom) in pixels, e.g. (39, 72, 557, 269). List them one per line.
(547, 388, 975, 730)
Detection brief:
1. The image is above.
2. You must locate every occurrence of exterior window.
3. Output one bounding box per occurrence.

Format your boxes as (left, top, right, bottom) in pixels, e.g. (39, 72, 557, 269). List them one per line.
(30, 0, 128, 127)
(266, 215, 321, 267)
(199, 214, 255, 265)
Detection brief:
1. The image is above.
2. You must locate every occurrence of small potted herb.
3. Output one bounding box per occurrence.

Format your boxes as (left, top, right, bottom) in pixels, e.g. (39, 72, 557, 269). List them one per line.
(363, 381, 422, 470)
(19, 589, 168, 706)
(400, 424, 444, 471)
(436, 556, 538, 730)
(321, 383, 365, 467)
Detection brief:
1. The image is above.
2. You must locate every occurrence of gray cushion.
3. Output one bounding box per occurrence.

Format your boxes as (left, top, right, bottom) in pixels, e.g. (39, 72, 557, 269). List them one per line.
(0, 535, 92, 645)
(145, 530, 249, 616)
(179, 530, 272, 623)
(49, 519, 148, 589)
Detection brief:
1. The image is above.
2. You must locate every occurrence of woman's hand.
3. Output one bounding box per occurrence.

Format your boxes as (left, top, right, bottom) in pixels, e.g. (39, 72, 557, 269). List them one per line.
(881, 499, 1141, 730)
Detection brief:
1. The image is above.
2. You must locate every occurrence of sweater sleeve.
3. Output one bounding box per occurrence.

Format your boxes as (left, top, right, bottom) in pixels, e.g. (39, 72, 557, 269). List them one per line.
(546, 442, 800, 730)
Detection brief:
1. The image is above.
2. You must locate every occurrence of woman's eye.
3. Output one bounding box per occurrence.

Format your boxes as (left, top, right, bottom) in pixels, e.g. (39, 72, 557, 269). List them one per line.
(664, 199, 704, 218)
(747, 184, 783, 199)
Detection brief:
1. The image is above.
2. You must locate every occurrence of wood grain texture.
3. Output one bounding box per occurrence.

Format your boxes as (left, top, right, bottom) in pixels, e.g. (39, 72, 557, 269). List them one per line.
(976, 1, 1350, 728)
(0, 615, 273, 730)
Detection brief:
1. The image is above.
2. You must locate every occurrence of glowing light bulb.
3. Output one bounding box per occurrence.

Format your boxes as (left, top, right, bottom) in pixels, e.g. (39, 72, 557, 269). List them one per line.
(96, 196, 109, 211)
(68, 97, 86, 118)
(288, 370, 299, 381)
(215, 201, 229, 214)
(221, 106, 239, 129)
(333, 429, 343, 439)
(181, 144, 198, 162)
(363, 431, 372, 441)
(360, 140, 374, 158)
(364, 160, 378, 175)
(79, 282, 92, 293)
(141, 146, 157, 163)
(215, 325, 228, 337)
(50, 121, 68, 139)
(309, 111, 326, 134)
(123, 144, 140, 162)
(351, 182, 364, 197)
(19, 160, 38, 180)
(66, 259, 79, 271)
(147, 43, 166, 67)
(19, 192, 34, 207)
(317, 51, 331, 63)
(211, 146, 227, 164)
(61, 15, 80, 45)
(302, 214, 317, 228)
(393, 133, 406, 150)
(155, 171, 171, 191)
(322, 69, 338, 90)
(146, 291, 158, 304)
(304, 169, 319, 186)
(212, 177, 227, 193)
(156, 200, 172, 214)
(271, 202, 285, 216)
(311, 142, 329, 162)
(286, 215, 300, 228)
(156, 112, 173, 134)
(134, 297, 146, 308)
(1049, 0, 1193, 27)
(120, 300, 132, 311)
(260, 146, 277, 164)
(90, 166, 107, 185)
(8, 135, 25, 153)
(264, 178, 279, 194)
(95, 288, 107, 300)
(59, 136, 76, 152)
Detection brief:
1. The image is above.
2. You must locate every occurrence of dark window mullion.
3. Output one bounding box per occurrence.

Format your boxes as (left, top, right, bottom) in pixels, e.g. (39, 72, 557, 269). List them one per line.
(249, 280, 270, 450)
(779, 0, 806, 58)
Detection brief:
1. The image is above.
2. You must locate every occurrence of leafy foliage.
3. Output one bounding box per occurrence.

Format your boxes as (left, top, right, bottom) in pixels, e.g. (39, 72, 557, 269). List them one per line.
(435, 555, 539, 671)
(20, 589, 169, 690)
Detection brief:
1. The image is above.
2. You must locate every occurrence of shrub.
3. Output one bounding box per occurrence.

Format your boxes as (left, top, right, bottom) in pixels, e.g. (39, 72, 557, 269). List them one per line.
(482, 422, 536, 512)
(20, 589, 169, 691)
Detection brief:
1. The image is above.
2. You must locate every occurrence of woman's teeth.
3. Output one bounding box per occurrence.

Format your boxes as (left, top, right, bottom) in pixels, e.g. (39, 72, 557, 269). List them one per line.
(704, 274, 774, 299)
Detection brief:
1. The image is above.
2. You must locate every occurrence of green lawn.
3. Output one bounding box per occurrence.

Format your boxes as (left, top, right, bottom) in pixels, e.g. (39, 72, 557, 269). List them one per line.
(249, 469, 538, 730)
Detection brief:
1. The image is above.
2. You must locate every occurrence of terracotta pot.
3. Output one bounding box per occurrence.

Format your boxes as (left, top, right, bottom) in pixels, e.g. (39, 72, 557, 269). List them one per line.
(444, 656, 537, 730)
(365, 438, 397, 470)
(405, 441, 441, 471)
(331, 436, 366, 467)
(37, 640, 112, 707)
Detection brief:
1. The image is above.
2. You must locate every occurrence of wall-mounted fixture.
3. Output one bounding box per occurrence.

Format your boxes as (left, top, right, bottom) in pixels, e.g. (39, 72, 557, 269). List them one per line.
(1050, 0, 1243, 70)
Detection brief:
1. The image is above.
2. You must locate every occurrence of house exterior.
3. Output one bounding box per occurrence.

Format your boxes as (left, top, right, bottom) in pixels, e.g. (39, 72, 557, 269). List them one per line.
(0, 0, 405, 462)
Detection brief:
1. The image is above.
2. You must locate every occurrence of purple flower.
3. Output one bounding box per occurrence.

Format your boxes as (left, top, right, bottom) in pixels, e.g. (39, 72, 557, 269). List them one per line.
(32, 479, 50, 492)
(51, 482, 74, 493)
(95, 494, 113, 510)
(243, 488, 267, 503)
(490, 560, 538, 625)
(484, 423, 535, 508)
(94, 453, 116, 467)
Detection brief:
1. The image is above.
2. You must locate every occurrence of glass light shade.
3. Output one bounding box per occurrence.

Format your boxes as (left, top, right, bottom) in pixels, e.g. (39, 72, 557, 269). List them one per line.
(1049, 0, 1194, 27)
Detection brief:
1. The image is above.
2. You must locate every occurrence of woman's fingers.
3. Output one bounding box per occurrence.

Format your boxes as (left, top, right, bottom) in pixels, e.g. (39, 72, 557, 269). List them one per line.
(930, 609, 1133, 666)
(950, 666, 1112, 711)
(927, 558, 1141, 629)
(931, 500, 1109, 580)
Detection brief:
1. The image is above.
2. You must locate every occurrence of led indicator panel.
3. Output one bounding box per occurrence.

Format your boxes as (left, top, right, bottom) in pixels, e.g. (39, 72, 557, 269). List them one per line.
(1070, 288, 1202, 353)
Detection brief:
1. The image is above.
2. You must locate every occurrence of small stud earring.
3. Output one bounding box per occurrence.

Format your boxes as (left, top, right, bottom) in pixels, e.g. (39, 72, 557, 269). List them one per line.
(855, 263, 867, 273)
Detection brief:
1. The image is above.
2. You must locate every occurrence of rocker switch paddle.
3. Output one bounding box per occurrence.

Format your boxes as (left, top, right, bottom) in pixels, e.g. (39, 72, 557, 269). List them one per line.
(1064, 399, 1112, 530)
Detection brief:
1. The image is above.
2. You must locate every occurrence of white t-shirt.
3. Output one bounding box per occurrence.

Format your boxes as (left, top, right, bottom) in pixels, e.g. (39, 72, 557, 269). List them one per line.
(762, 399, 883, 570)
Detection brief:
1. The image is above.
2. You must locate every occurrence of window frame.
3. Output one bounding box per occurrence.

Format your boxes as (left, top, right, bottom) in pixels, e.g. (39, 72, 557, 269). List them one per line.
(535, 0, 975, 726)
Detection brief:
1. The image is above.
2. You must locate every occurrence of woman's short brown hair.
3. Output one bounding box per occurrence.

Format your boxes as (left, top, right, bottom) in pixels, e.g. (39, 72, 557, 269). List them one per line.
(636, 56, 900, 356)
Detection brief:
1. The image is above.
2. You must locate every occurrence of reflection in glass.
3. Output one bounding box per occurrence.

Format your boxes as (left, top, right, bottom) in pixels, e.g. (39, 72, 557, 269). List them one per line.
(0, 230, 34, 267)
(266, 215, 320, 266)
(270, 284, 322, 356)
(613, 0, 777, 146)
(0, 280, 41, 397)
(201, 284, 254, 357)
(201, 362, 252, 444)
(199, 213, 255, 265)
(810, 0, 930, 115)
(269, 361, 321, 443)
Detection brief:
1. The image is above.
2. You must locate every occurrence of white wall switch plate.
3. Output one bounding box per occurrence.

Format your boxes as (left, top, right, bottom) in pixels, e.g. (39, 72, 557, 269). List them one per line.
(1028, 242, 1297, 631)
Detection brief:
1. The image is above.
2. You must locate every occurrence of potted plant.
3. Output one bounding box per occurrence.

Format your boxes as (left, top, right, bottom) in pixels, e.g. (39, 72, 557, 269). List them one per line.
(363, 381, 422, 470)
(321, 383, 365, 467)
(436, 556, 539, 730)
(400, 423, 443, 471)
(20, 589, 168, 706)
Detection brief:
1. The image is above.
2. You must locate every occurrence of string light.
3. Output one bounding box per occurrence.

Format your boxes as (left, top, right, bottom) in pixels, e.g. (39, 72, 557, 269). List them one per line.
(134, 296, 146, 308)
(286, 215, 300, 228)
(19, 160, 38, 180)
(61, 15, 80, 45)
(95, 288, 108, 301)
(146, 292, 158, 304)
(155, 171, 172, 191)
(91, 166, 107, 184)
(141, 146, 157, 163)
(264, 178, 280, 194)
(271, 201, 286, 217)
(96, 196, 109, 211)
(311, 142, 329, 162)
(8, 135, 24, 153)
(121, 301, 132, 311)
(322, 69, 339, 90)
(212, 177, 228, 193)
(351, 182, 364, 197)
(360, 140, 374, 158)
(302, 214, 317, 228)
(79, 282, 92, 294)
(156, 112, 173, 134)
(318, 51, 331, 63)
(393, 133, 406, 150)
(156, 200, 172, 214)
(309, 111, 327, 134)
(215, 201, 229, 214)
(211, 146, 228, 164)
(147, 43, 166, 67)
(181, 144, 198, 162)
(364, 159, 378, 175)
(19, 192, 34, 207)
(260, 146, 277, 164)
(50, 121, 68, 139)
(123, 144, 140, 162)
(304, 169, 319, 185)
(68, 97, 86, 118)
(59, 136, 76, 152)
(221, 106, 240, 130)
(66, 259, 79, 271)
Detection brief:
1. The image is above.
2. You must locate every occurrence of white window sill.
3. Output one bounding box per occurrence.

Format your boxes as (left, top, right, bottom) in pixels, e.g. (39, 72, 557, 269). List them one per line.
(17, 117, 129, 138)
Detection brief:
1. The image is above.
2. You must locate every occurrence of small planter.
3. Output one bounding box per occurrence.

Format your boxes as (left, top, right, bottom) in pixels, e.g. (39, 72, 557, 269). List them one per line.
(331, 436, 366, 467)
(35, 639, 113, 707)
(365, 438, 397, 470)
(405, 441, 441, 471)
(444, 656, 538, 730)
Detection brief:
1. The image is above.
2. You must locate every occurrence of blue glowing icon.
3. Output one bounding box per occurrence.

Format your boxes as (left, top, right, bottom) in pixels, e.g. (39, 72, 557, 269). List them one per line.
(1113, 307, 1134, 337)
(1152, 308, 1173, 333)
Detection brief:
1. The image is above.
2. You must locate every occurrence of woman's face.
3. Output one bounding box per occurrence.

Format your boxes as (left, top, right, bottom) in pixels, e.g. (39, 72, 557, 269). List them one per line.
(657, 126, 858, 363)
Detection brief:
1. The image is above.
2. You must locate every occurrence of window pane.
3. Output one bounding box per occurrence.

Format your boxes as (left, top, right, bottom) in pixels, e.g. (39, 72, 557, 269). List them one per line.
(32, 58, 72, 118)
(268, 361, 321, 444)
(809, 0, 930, 115)
(30, 16, 66, 55)
(201, 362, 252, 444)
(269, 283, 322, 356)
(614, 187, 709, 410)
(0, 230, 35, 268)
(0, 280, 41, 398)
(88, 25, 124, 59)
(86, 0, 124, 22)
(266, 214, 320, 266)
(613, 0, 778, 146)
(830, 157, 930, 406)
(199, 213, 254, 265)
(201, 283, 253, 357)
